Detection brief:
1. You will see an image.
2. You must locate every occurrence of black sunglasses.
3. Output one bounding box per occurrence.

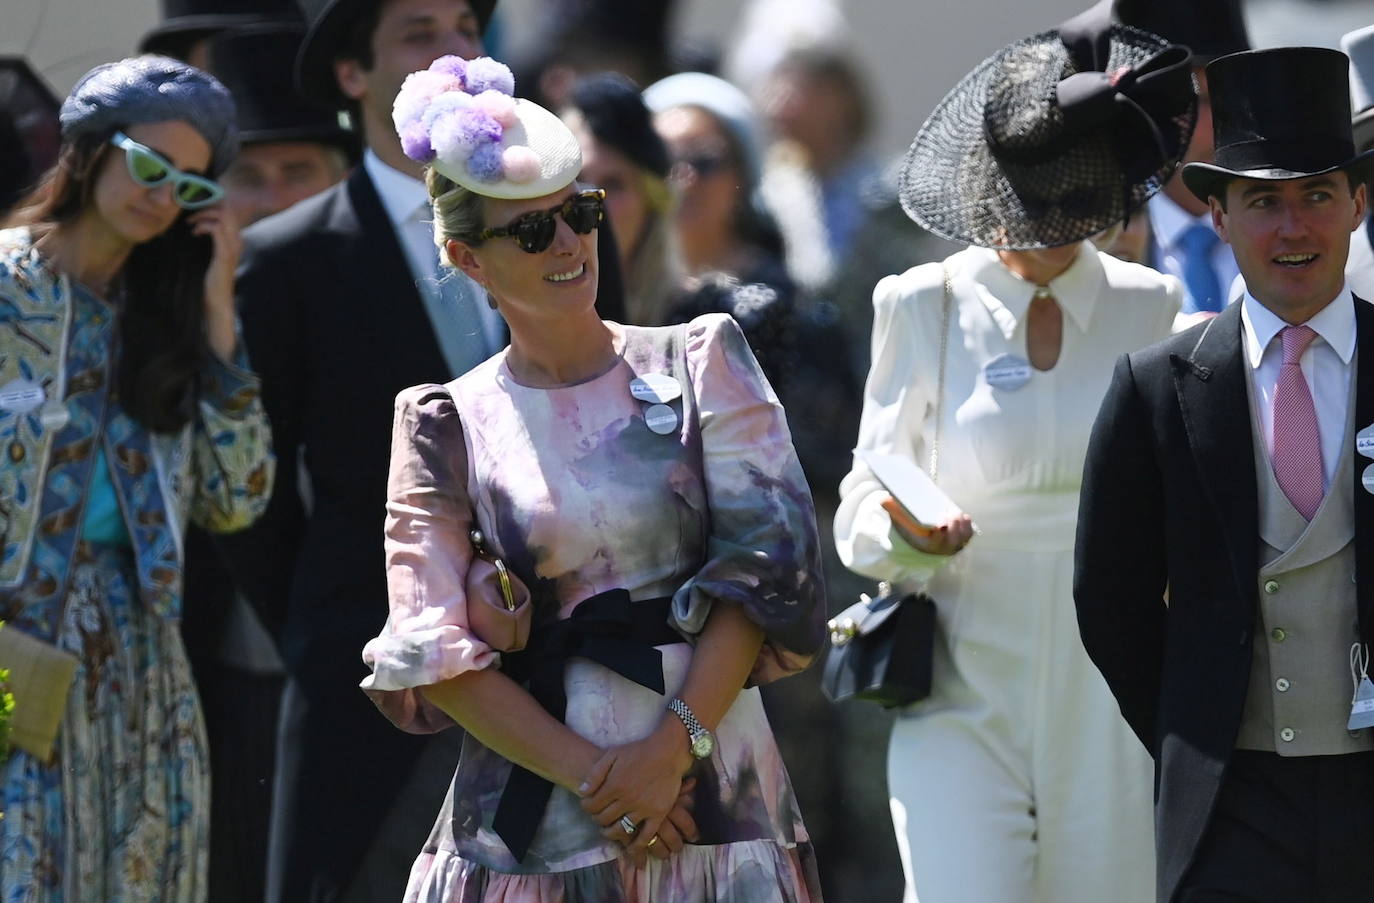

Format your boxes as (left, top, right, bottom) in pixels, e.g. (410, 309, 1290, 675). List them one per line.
(465, 188, 606, 254)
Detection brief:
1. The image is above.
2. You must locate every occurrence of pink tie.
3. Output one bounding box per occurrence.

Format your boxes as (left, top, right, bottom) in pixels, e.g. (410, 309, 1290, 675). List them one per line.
(1271, 325, 1323, 520)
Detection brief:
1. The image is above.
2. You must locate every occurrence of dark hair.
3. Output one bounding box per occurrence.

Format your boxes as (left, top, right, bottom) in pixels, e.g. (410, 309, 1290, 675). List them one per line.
(8, 129, 211, 433)
(335, 4, 384, 126)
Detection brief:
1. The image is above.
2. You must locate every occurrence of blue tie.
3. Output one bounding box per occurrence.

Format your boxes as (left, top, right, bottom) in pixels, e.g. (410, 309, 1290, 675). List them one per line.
(1179, 223, 1223, 313)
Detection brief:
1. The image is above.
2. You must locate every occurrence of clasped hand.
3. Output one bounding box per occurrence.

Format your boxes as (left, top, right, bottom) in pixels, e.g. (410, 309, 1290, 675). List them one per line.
(579, 728, 699, 862)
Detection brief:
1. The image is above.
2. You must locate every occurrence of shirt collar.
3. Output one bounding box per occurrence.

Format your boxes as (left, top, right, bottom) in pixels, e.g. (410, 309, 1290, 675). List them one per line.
(363, 148, 430, 228)
(1241, 284, 1357, 370)
(1149, 191, 1215, 250)
(966, 242, 1103, 340)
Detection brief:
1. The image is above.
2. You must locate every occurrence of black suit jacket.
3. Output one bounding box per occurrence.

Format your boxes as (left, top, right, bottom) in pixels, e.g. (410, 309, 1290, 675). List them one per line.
(1074, 297, 1374, 902)
(220, 166, 624, 899)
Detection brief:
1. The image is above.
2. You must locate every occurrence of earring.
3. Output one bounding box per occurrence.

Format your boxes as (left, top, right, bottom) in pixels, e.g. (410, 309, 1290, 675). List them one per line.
(486, 291, 498, 311)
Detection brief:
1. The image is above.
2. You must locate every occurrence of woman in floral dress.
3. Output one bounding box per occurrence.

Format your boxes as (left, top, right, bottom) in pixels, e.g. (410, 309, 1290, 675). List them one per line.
(361, 57, 825, 902)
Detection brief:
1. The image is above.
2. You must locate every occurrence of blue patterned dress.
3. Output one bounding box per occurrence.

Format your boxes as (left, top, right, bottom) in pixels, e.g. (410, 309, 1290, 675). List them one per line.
(0, 228, 275, 902)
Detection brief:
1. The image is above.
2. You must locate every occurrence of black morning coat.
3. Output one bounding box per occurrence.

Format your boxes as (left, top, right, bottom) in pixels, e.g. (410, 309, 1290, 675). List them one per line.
(1073, 296, 1374, 902)
(218, 165, 625, 900)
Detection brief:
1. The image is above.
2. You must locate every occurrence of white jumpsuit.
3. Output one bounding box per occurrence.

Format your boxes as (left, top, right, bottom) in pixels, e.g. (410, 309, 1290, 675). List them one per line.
(834, 244, 1180, 903)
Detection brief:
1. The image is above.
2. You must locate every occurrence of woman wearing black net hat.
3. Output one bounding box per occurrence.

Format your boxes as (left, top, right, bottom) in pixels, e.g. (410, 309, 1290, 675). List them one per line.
(833, 9, 1196, 901)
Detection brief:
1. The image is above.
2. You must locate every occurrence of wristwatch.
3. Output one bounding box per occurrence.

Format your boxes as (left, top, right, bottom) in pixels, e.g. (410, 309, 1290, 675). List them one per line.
(668, 697, 715, 759)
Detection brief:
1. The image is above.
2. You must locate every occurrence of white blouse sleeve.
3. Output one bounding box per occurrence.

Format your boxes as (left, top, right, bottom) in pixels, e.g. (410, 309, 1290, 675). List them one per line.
(834, 265, 958, 585)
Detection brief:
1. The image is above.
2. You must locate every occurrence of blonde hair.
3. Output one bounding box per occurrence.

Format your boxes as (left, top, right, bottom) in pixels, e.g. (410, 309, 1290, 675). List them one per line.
(426, 168, 486, 267)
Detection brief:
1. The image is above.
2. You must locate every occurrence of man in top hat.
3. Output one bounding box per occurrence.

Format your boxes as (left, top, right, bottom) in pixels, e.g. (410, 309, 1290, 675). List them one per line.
(174, 21, 357, 903)
(1075, 46, 1374, 902)
(208, 23, 356, 227)
(1108, 0, 1250, 316)
(1343, 23, 1374, 301)
(139, 0, 301, 69)
(217, 1, 499, 901)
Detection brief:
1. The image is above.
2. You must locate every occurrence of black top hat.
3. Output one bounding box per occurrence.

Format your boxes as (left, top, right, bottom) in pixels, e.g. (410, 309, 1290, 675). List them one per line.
(1343, 25, 1374, 153)
(1110, 0, 1250, 64)
(295, 0, 498, 108)
(1181, 47, 1374, 203)
(204, 23, 358, 157)
(139, 0, 301, 58)
(899, 10, 1197, 250)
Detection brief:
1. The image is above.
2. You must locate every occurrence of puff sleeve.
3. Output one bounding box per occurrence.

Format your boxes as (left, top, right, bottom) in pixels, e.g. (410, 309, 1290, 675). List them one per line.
(360, 384, 500, 733)
(833, 265, 955, 585)
(671, 314, 826, 685)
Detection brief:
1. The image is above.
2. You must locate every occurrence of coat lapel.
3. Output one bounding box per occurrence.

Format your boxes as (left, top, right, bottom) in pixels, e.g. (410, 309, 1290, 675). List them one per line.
(338, 170, 450, 383)
(1171, 302, 1260, 605)
(1352, 297, 1374, 648)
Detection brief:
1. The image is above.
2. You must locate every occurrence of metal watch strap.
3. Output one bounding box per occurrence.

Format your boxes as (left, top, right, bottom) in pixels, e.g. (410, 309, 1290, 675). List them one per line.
(668, 697, 709, 752)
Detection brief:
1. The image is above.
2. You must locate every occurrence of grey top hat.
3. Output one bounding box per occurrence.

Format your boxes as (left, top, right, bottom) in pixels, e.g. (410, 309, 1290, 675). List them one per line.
(1342, 24, 1374, 153)
(1181, 47, 1374, 203)
(60, 55, 238, 176)
(295, 0, 498, 107)
(899, 14, 1197, 250)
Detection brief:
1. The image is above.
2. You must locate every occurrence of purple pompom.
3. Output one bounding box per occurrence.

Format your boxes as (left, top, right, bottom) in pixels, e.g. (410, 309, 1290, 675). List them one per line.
(467, 142, 505, 182)
(432, 108, 503, 166)
(463, 57, 515, 97)
(399, 120, 435, 163)
(429, 55, 468, 83)
(421, 90, 474, 130)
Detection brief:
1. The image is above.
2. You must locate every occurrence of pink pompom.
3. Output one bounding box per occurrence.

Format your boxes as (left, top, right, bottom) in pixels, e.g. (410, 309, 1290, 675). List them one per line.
(463, 57, 515, 96)
(429, 55, 468, 84)
(393, 70, 460, 133)
(472, 90, 518, 128)
(501, 146, 542, 183)
(399, 120, 435, 163)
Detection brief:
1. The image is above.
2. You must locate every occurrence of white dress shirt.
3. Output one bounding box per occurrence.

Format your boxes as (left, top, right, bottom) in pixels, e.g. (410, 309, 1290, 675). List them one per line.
(1242, 288, 1357, 491)
(1149, 192, 1242, 306)
(1347, 218, 1374, 302)
(363, 150, 505, 365)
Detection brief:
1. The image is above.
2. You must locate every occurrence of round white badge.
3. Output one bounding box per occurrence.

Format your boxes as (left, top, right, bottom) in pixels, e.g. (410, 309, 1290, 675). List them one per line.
(1357, 424, 1374, 460)
(983, 354, 1033, 392)
(39, 400, 70, 432)
(630, 373, 682, 404)
(0, 378, 46, 415)
(1364, 463, 1374, 495)
(644, 403, 679, 435)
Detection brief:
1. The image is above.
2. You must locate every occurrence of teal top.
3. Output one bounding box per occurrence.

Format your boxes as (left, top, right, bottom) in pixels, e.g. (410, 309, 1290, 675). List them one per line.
(81, 446, 132, 547)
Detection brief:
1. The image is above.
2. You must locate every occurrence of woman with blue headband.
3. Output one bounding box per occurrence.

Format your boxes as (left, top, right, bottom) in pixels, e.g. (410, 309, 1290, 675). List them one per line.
(361, 56, 824, 901)
(0, 55, 274, 900)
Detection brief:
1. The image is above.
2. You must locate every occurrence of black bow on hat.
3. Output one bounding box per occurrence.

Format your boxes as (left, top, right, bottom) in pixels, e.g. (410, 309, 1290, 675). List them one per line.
(900, 4, 1197, 249)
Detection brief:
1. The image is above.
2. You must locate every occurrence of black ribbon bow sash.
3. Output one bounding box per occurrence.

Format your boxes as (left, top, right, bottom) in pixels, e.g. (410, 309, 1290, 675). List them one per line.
(488, 588, 683, 862)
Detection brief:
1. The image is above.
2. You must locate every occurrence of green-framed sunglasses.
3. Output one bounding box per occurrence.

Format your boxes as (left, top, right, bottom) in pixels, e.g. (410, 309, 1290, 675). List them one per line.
(110, 131, 224, 210)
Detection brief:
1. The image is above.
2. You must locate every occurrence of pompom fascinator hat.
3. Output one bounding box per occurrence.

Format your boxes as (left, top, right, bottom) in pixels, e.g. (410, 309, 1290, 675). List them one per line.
(60, 55, 238, 177)
(393, 56, 582, 199)
(899, 3, 1197, 250)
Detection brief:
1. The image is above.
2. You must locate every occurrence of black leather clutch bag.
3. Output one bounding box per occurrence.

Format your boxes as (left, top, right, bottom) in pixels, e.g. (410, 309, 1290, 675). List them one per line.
(820, 583, 936, 708)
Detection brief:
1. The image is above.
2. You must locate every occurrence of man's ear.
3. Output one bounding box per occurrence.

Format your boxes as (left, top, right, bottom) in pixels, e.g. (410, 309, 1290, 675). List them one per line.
(1352, 181, 1368, 231)
(335, 58, 368, 102)
(1209, 195, 1230, 244)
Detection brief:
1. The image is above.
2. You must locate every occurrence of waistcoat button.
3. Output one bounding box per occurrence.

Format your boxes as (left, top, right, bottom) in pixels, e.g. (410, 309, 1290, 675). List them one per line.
(1271, 628, 1287, 642)
(1264, 580, 1280, 594)
(1276, 678, 1290, 692)
(1280, 727, 1296, 742)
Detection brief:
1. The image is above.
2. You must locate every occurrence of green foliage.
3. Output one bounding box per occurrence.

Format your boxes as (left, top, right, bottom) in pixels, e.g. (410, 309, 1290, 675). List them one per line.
(0, 622, 13, 766)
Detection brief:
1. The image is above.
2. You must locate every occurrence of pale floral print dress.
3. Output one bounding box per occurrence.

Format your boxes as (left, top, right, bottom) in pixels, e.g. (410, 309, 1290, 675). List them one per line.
(362, 314, 826, 902)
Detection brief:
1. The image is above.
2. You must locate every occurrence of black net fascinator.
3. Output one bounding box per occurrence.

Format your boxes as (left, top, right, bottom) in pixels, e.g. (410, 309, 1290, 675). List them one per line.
(899, 15, 1197, 250)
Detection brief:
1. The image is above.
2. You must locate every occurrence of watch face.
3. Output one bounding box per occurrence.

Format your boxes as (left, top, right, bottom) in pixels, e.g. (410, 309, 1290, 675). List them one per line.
(691, 732, 714, 759)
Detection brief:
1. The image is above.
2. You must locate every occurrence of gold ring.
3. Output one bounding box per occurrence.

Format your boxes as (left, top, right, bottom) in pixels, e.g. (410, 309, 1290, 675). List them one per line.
(646, 836, 659, 848)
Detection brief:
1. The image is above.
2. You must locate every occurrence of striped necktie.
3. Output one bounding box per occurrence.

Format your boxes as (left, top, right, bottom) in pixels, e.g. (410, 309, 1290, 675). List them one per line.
(1271, 325, 1323, 520)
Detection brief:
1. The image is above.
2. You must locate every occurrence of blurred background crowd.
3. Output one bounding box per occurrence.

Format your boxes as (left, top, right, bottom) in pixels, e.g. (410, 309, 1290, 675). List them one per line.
(2, 0, 1371, 900)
